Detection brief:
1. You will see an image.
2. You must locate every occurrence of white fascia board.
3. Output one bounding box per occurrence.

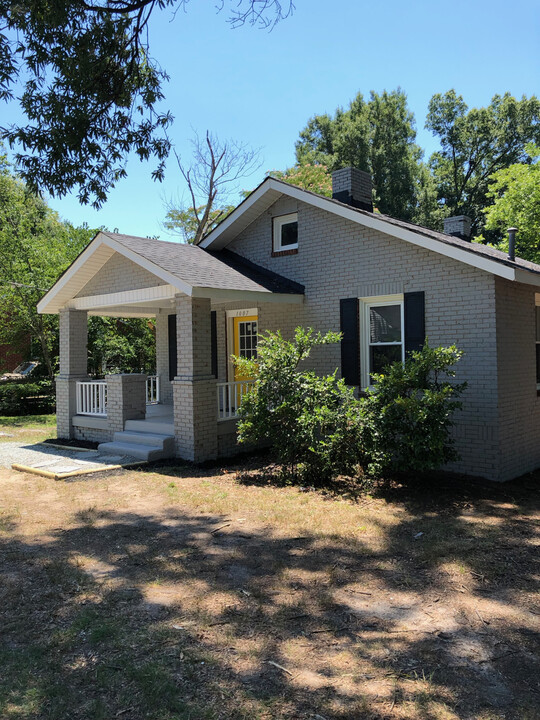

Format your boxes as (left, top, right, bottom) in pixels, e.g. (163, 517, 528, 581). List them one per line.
(38, 232, 194, 314)
(102, 235, 193, 296)
(202, 179, 521, 282)
(87, 307, 158, 318)
(37, 233, 108, 314)
(199, 179, 280, 249)
(191, 286, 304, 304)
(66, 284, 177, 311)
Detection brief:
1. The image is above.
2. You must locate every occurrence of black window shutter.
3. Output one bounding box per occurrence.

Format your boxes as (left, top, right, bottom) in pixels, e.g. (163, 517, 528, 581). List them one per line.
(168, 314, 177, 381)
(340, 298, 360, 385)
(404, 291, 425, 355)
(210, 311, 217, 378)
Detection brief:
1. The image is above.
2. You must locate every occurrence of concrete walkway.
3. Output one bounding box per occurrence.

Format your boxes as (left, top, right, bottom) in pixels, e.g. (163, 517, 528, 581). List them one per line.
(0, 441, 144, 479)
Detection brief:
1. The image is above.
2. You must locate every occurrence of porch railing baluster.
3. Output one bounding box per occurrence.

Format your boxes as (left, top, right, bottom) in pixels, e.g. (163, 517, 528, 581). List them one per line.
(216, 380, 254, 421)
(76, 380, 107, 416)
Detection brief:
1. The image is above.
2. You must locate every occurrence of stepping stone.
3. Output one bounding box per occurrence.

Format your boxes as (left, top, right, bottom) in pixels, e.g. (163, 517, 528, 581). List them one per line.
(53, 464, 83, 474)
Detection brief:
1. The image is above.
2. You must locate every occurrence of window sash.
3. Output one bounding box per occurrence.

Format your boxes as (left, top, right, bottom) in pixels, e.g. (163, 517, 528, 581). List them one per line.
(273, 213, 298, 252)
(360, 297, 404, 388)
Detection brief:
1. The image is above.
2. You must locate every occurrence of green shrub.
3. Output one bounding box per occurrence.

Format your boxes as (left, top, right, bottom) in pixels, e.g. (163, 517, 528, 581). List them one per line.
(0, 380, 55, 416)
(359, 343, 466, 476)
(236, 327, 362, 484)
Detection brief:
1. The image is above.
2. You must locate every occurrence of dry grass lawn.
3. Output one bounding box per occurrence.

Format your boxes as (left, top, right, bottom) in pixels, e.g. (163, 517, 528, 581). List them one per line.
(0, 446, 538, 719)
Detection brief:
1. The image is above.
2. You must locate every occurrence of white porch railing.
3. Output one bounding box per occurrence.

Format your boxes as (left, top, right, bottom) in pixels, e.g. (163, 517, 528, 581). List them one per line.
(217, 381, 254, 421)
(146, 375, 160, 405)
(76, 380, 107, 416)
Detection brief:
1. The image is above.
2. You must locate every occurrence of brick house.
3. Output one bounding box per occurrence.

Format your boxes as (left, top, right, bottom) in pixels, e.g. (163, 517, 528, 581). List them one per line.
(38, 168, 540, 481)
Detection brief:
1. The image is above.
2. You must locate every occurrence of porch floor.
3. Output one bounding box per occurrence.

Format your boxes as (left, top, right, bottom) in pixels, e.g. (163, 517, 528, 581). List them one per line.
(145, 403, 174, 422)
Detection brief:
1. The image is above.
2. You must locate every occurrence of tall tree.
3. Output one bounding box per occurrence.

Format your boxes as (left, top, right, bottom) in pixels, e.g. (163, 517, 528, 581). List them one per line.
(163, 130, 260, 244)
(269, 163, 333, 197)
(482, 144, 540, 262)
(426, 91, 540, 237)
(294, 89, 428, 223)
(0, 151, 95, 377)
(0, 0, 292, 207)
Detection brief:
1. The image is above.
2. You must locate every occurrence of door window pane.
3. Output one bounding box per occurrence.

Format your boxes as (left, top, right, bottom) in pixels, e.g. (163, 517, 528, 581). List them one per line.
(370, 305, 401, 343)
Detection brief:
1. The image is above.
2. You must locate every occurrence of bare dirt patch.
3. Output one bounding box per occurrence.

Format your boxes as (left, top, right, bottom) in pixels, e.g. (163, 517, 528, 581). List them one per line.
(0, 459, 538, 719)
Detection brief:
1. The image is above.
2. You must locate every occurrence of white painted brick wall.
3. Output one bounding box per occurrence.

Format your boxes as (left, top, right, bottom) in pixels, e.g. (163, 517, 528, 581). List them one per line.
(76, 252, 166, 297)
(224, 196, 502, 479)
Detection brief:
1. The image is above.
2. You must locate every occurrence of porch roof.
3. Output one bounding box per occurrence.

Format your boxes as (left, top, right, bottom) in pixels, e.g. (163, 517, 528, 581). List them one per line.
(38, 231, 305, 315)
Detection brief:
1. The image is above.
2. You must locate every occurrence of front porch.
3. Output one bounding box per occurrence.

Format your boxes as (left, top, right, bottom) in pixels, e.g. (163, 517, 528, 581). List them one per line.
(39, 231, 304, 463)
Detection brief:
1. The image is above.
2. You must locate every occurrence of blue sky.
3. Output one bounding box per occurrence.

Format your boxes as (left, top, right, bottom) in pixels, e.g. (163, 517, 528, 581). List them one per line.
(5, 0, 540, 238)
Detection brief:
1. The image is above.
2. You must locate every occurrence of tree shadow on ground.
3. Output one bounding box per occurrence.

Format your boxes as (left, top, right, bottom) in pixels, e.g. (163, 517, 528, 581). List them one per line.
(0, 465, 538, 719)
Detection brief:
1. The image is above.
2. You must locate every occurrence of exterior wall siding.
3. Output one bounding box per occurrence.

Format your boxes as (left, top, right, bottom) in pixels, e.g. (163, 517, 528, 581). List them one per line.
(495, 277, 540, 480)
(224, 196, 501, 479)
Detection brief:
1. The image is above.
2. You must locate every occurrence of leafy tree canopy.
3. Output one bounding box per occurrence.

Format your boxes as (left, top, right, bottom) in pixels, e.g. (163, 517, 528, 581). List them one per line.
(426, 91, 540, 237)
(0, 148, 96, 376)
(269, 163, 333, 197)
(482, 144, 540, 262)
(0, 0, 292, 207)
(294, 89, 432, 223)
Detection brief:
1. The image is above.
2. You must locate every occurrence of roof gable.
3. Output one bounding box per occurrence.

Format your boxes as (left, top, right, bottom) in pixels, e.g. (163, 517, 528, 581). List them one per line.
(38, 231, 304, 315)
(200, 177, 540, 287)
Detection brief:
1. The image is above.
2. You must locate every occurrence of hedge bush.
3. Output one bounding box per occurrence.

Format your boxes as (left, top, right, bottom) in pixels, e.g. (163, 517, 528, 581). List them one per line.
(236, 327, 362, 484)
(0, 380, 55, 415)
(236, 327, 466, 485)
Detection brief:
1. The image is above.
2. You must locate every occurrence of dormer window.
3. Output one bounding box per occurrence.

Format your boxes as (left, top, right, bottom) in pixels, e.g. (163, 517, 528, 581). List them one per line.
(272, 213, 298, 255)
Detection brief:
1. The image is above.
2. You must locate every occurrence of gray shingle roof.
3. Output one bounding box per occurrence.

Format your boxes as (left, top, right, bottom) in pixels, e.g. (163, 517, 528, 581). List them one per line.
(103, 232, 304, 294)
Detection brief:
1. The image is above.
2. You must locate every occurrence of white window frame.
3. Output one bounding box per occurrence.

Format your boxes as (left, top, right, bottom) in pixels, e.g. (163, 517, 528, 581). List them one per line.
(273, 212, 298, 252)
(359, 294, 404, 389)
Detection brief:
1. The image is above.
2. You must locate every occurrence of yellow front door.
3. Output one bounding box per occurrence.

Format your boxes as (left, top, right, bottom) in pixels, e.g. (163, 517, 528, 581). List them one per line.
(232, 315, 258, 407)
(233, 315, 258, 381)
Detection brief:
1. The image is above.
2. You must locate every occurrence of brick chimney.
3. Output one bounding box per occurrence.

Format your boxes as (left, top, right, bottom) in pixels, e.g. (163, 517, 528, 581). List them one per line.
(332, 167, 373, 212)
(443, 215, 472, 241)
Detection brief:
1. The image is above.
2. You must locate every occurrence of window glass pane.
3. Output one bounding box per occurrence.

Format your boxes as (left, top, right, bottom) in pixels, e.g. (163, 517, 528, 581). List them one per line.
(370, 344, 402, 376)
(536, 307, 540, 341)
(281, 221, 298, 247)
(370, 305, 401, 343)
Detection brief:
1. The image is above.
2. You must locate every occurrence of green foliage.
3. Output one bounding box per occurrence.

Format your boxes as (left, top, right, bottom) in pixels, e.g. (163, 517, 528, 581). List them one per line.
(0, 149, 97, 378)
(482, 144, 540, 262)
(360, 344, 466, 477)
(236, 327, 362, 484)
(426, 91, 540, 237)
(269, 164, 333, 197)
(294, 89, 433, 224)
(0, 2, 290, 206)
(88, 317, 156, 375)
(163, 203, 235, 244)
(0, 380, 55, 416)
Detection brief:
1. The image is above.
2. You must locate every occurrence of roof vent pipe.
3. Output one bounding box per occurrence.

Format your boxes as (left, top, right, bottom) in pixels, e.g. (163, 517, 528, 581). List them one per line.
(507, 227, 518, 262)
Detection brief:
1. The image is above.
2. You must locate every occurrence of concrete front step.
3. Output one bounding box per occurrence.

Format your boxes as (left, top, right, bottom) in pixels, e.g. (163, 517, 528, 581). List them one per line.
(113, 430, 175, 450)
(124, 418, 175, 436)
(98, 428, 175, 461)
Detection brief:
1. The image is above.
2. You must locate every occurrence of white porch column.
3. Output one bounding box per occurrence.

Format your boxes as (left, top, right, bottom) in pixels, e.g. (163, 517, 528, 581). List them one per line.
(173, 296, 217, 462)
(56, 309, 88, 439)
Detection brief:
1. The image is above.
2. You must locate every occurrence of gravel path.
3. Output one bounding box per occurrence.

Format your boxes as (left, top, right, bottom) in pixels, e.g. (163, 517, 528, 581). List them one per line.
(0, 441, 140, 472)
